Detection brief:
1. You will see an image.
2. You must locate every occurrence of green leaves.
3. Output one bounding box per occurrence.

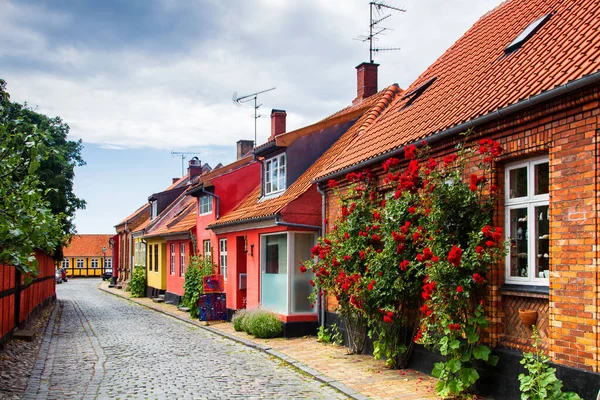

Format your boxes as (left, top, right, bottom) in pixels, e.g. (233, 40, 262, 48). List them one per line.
(473, 345, 491, 361)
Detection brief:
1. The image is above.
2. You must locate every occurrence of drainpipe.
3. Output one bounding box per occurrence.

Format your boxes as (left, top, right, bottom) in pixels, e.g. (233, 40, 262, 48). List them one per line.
(316, 185, 327, 327)
(141, 237, 147, 294)
(129, 233, 134, 281)
(201, 188, 220, 219)
(255, 155, 264, 197)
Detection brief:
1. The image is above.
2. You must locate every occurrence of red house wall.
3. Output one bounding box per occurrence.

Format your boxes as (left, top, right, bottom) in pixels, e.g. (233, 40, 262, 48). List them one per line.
(165, 238, 193, 297)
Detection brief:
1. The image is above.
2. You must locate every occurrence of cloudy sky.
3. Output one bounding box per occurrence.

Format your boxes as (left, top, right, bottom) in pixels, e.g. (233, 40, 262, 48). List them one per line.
(0, 0, 503, 234)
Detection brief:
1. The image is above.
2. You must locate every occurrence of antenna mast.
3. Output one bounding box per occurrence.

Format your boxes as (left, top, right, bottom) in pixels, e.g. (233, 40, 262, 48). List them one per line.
(232, 87, 276, 147)
(356, 2, 405, 63)
(171, 150, 200, 176)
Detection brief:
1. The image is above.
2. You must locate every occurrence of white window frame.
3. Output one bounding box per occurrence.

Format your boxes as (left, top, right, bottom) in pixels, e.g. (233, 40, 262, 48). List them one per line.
(203, 240, 211, 261)
(91, 259, 98, 269)
(264, 153, 286, 196)
(76, 259, 84, 268)
(170, 243, 175, 275)
(219, 239, 227, 279)
(61, 259, 69, 269)
(180, 243, 186, 276)
(151, 200, 158, 220)
(105, 258, 112, 269)
(504, 156, 549, 285)
(199, 196, 213, 215)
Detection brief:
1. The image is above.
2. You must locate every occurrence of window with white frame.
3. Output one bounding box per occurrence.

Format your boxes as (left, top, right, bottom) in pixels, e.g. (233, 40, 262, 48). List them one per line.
(203, 240, 211, 261)
(180, 243, 186, 276)
(76, 259, 84, 268)
(505, 157, 549, 284)
(105, 258, 112, 269)
(264, 153, 286, 195)
(199, 196, 212, 215)
(151, 200, 158, 219)
(91, 259, 98, 269)
(170, 243, 175, 275)
(61, 259, 69, 269)
(219, 239, 227, 279)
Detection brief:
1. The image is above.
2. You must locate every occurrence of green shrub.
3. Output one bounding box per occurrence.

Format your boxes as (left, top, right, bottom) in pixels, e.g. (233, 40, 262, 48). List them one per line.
(232, 309, 247, 332)
(317, 324, 343, 345)
(243, 309, 283, 339)
(182, 255, 214, 318)
(129, 265, 146, 298)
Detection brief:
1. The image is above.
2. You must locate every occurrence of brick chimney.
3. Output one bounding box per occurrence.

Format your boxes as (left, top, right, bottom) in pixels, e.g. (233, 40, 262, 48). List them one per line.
(353, 62, 379, 105)
(237, 140, 254, 159)
(187, 157, 203, 179)
(269, 109, 287, 140)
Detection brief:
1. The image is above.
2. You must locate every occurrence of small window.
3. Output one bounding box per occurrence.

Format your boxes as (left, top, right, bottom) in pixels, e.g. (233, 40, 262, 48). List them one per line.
(91, 259, 98, 269)
(61, 260, 69, 269)
(76, 259, 84, 268)
(199, 196, 212, 215)
(505, 157, 549, 285)
(105, 258, 112, 269)
(148, 245, 153, 271)
(154, 244, 159, 272)
(219, 239, 227, 279)
(180, 243, 186, 276)
(203, 240, 211, 261)
(151, 200, 158, 220)
(170, 244, 175, 275)
(505, 14, 551, 54)
(264, 153, 286, 195)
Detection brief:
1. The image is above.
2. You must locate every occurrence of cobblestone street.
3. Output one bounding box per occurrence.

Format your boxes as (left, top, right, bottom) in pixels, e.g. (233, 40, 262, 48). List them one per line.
(24, 279, 346, 399)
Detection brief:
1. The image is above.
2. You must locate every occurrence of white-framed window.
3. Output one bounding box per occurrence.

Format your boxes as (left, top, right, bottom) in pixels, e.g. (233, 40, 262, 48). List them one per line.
(219, 239, 227, 279)
(203, 240, 211, 260)
(61, 259, 69, 269)
(134, 241, 146, 267)
(76, 259, 84, 268)
(505, 156, 549, 285)
(151, 200, 158, 220)
(105, 258, 112, 269)
(91, 259, 98, 269)
(170, 243, 175, 275)
(180, 243, 186, 276)
(199, 196, 212, 215)
(264, 153, 286, 195)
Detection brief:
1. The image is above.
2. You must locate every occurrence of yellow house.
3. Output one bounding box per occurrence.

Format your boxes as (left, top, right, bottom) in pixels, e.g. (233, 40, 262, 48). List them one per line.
(145, 238, 167, 297)
(60, 234, 113, 277)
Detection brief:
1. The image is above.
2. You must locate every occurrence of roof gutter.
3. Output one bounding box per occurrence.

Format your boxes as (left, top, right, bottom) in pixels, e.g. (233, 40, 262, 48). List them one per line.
(206, 214, 276, 230)
(274, 217, 321, 232)
(317, 70, 600, 183)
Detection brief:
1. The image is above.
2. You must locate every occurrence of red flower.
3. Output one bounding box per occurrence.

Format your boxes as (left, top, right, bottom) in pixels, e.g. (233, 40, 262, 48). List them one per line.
(343, 255, 351, 262)
(475, 245, 484, 254)
(359, 250, 366, 260)
(414, 329, 423, 343)
(408, 206, 416, 214)
(399, 260, 410, 271)
(344, 232, 350, 240)
(373, 211, 381, 220)
(456, 285, 464, 293)
(327, 179, 338, 188)
(299, 265, 307, 273)
(486, 240, 496, 248)
(368, 279, 376, 291)
(405, 144, 417, 160)
(371, 233, 381, 242)
(426, 158, 437, 170)
(309, 279, 315, 287)
(383, 315, 393, 323)
(447, 245, 463, 267)
(443, 154, 457, 165)
(382, 157, 401, 172)
(420, 303, 432, 317)
(472, 273, 485, 285)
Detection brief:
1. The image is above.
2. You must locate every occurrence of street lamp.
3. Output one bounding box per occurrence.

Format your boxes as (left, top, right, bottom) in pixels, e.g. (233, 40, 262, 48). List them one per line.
(102, 246, 107, 276)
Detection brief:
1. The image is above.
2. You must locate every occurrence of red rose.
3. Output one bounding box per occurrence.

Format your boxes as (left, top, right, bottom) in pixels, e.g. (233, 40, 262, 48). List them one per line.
(405, 144, 417, 160)
(472, 273, 485, 285)
(447, 245, 463, 267)
(408, 206, 416, 214)
(309, 279, 315, 287)
(327, 179, 338, 188)
(399, 260, 410, 271)
(367, 279, 375, 291)
(299, 265, 307, 273)
(414, 329, 423, 343)
(359, 250, 366, 260)
(456, 285, 464, 293)
(343, 255, 351, 261)
(486, 240, 495, 248)
(383, 315, 393, 323)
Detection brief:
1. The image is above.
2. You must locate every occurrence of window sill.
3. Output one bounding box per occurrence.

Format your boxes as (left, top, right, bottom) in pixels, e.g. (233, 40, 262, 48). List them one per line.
(500, 284, 549, 299)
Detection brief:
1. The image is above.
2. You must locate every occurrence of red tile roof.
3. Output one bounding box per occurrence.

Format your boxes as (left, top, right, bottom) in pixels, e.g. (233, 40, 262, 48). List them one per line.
(115, 203, 150, 227)
(209, 85, 401, 228)
(317, 0, 600, 179)
(63, 234, 113, 257)
(144, 193, 196, 238)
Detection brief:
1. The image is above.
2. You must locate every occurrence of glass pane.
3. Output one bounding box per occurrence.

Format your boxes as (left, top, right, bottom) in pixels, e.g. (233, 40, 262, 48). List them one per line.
(535, 205, 549, 279)
(534, 162, 549, 195)
(291, 233, 316, 313)
(280, 154, 286, 166)
(509, 167, 528, 199)
(508, 208, 528, 277)
(265, 161, 271, 182)
(272, 158, 278, 171)
(261, 234, 288, 314)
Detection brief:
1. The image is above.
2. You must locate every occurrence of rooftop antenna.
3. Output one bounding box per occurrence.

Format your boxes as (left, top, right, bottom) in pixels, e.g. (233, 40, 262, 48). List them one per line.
(171, 150, 200, 177)
(232, 87, 276, 147)
(355, 2, 405, 63)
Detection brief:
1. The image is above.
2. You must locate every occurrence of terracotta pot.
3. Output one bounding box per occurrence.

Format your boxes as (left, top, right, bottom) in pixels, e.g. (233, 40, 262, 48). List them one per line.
(519, 309, 538, 327)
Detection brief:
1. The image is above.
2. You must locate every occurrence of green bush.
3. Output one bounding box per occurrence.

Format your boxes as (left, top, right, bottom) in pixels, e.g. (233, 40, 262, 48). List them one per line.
(242, 309, 283, 339)
(182, 255, 214, 318)
(232, 309, 247, 332)
(129, 265, 146, 298)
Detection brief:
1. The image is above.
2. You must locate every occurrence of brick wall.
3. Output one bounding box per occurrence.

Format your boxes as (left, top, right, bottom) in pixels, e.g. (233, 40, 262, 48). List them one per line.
(321, 84, 600, 372)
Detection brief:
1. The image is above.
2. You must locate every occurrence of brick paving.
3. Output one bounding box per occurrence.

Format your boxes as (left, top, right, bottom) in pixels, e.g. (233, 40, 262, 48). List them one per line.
(101, 282, 440, 399)
(24, 279, 346, 399)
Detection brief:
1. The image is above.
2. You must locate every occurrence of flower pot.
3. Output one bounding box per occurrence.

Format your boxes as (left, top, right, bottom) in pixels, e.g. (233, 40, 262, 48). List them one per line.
(519, 309, 537, 327)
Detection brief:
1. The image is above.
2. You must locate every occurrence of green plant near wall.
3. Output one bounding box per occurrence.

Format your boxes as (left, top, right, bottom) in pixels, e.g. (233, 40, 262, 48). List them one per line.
(518, 327, 581, 400)
(241, 309, 283, 339)
(129, 265, 146, 298)
(317, 324, 343, 345)
(182, 255, 214, 318)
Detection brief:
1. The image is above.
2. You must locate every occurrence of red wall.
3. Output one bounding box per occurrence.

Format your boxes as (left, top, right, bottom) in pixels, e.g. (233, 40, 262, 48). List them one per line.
(165, 238, 193, 296)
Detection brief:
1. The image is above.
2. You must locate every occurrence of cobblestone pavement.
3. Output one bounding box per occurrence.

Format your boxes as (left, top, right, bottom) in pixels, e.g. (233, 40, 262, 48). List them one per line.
(24, 279, 346, 399)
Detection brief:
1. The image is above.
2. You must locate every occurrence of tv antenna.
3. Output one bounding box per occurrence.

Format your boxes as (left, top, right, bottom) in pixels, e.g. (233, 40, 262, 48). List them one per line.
(232, 87, 276, 147)
(171, 150, 200, 177)
(355, 2, 405, 63)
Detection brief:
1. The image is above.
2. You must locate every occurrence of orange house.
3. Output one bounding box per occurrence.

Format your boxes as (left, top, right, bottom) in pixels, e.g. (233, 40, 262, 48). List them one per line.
(60, 234, 114, 278)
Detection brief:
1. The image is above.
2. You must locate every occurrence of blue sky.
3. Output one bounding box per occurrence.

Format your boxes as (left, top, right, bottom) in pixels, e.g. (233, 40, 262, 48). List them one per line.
(0, 0, 503, 233)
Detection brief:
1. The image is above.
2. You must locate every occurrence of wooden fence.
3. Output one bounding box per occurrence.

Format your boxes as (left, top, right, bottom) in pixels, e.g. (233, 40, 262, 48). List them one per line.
(0, 252, 56, 346)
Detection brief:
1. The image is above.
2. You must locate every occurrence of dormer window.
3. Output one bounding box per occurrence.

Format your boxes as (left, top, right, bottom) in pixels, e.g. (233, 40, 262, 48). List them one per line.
(150, 200, 158, 220)
(264, 153, 286, 195)
(504, 14, 551, 54)
(199, 195, 213, 215)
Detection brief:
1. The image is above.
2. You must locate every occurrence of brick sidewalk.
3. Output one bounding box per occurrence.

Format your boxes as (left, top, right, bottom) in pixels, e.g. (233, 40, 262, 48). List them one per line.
(99, 282, 440, 400)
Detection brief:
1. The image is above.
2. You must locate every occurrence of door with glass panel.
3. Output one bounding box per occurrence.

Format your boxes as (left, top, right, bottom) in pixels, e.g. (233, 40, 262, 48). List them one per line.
(260, 233, 288, 313)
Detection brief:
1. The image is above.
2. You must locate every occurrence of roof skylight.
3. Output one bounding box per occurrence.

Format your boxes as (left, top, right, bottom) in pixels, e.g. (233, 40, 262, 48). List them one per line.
(505, 14, 551, 53)
(402, 77, 437, 108)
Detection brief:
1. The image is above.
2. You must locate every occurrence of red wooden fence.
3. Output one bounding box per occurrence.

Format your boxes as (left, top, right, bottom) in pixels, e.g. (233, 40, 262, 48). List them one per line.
(0, 252, 56, 345)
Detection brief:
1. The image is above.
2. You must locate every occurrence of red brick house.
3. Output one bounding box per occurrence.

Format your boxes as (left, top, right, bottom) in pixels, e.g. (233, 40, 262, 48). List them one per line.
(113, 203, 150, 286)
(207, 80, 400, 335)
(313, 0, 600, 397)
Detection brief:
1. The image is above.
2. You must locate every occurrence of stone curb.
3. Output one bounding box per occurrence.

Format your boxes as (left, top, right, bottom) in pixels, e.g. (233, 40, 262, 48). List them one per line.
(98, 284, 366, 400)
